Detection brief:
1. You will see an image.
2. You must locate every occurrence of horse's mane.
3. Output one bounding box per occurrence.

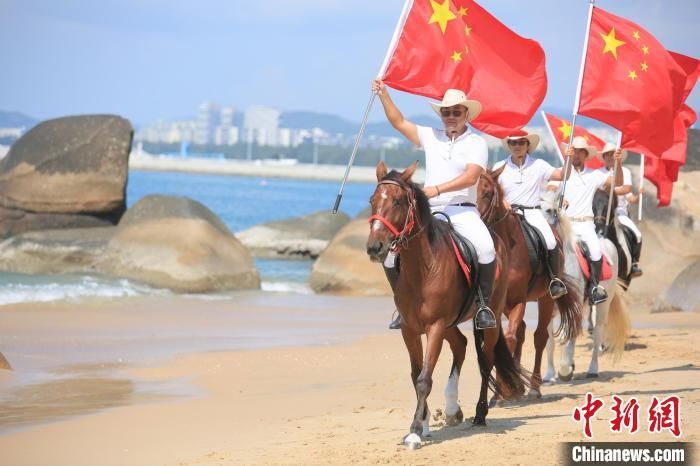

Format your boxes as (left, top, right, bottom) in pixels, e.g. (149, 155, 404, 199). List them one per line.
(381, 170, 451, 249)
(479, 169, 507, 225)
(540, 189, 575, 253)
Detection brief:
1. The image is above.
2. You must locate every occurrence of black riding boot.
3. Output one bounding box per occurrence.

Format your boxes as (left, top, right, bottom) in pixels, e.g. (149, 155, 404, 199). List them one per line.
(547, 247, 568, 299)
(474, 260, 497, 330)
(589, 259, 608, 305)
(630, 240, 643, 277)
(384, 261, 402, 330)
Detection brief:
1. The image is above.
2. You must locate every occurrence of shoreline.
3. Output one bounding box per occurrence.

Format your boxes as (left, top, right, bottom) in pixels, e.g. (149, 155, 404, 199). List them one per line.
(0, 298, 697, 465)
(129, 152, 427, 183)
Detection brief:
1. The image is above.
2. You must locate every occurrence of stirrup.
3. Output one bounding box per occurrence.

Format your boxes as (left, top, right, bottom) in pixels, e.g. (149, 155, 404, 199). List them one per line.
(548, 277, 568, 300)
(474, 306, 497, 330)
(388, 309, 401, 330)
(590, 285, 608, 305)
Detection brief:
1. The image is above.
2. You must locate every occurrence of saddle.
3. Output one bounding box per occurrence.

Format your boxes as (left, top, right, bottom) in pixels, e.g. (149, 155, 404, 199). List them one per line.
(576, 241, 613, 285)
(512, 206, 549, 293)
(433, 212, 480, 328)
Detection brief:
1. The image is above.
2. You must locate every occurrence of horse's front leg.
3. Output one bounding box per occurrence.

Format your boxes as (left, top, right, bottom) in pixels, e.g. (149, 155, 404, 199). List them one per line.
(404, 324, 445, 450)
(529, 297, 555, 398)
(444, 327, 467, 426)
(543, 319, 556, 384)
(587, 302, 608, 378)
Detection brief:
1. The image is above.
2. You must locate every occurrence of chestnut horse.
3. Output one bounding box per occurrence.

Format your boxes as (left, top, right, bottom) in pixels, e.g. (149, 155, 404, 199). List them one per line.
(366, 161, 529, 449)
(477, 167, 582, 400)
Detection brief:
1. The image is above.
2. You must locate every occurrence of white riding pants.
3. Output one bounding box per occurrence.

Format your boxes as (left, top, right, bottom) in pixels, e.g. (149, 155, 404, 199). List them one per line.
(432, 205, 496, 264)
(570, 220, 603, 261)
(523, 208, 557, 250)
(616, 209, 642, 242)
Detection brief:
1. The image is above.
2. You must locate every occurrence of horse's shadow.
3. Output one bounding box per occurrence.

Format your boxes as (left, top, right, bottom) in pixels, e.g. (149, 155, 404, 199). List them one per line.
(419, 413, 567, 446)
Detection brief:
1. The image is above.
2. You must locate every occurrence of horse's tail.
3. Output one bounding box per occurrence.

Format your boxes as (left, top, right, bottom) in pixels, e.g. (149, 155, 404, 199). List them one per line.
(605, 283, 631, 362)
(553, 273, 583, 342)
(473, 326, 530, 398)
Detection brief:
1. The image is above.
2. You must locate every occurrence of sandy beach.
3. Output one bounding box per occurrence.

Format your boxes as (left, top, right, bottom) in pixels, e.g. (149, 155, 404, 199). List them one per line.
(0, 292, 697, 466)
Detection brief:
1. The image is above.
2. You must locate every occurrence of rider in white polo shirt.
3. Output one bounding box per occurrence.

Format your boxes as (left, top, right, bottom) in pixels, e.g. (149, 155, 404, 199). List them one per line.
(562, 136, 623, 304)
(372, 79, 498, 330)
(596, 143, 643, 277)
(492, 132, 571, 299)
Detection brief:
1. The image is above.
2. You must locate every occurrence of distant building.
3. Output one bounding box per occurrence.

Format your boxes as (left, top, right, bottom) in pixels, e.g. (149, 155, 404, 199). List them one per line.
(194, 102, 221, 145)
(244, 106, 280, 146)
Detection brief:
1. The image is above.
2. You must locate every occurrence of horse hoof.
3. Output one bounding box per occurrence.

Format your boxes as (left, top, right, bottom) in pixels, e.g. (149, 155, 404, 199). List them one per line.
(445, 408, 463, 426)
(527, 389, 542, 400)
(542, 378, 556, 386)
(403, 433, 422, 450)
(488, 397, 498, 409)
(586, 372, 599, 379)
(472, 416, 486, 426)
(558, 370, 573, 382)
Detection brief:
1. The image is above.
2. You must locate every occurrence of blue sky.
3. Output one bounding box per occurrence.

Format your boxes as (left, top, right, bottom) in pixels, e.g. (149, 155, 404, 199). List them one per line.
(1, 0, 698, 126)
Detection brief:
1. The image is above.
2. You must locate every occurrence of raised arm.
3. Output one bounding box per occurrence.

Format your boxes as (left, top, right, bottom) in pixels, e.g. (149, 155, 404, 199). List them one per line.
(603, 149, 625, 188)
(549, 147, 573, 181)
(372, 79, 420, 147)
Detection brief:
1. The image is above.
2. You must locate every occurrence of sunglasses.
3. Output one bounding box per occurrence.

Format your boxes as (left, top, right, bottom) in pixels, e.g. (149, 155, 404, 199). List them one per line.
(507, 139, 528, 146)
(440, 109, 464, 118)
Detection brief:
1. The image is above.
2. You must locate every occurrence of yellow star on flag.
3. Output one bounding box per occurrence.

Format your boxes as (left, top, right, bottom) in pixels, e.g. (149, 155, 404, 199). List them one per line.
(458, 6, 468, 16)
(428, 0, 456, 35)
(632, 31, 640, 40)
(600, 27, 626, 60)
(642, 45, 649, 55)
(464, 24, 472, 36)
(557, 120, 572, 140)
(641, 62, 649, 72)
(451, 50, 462, 63)
(628, 70, 638, 80)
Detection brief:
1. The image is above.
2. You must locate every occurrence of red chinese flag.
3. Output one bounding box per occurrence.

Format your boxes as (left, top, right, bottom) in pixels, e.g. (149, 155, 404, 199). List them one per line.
(645, 157, 681, 207)
(382, 0, 547, 138)
(577, 7, 687, 156)
(542, 112, 606, 169)
(641, 52, 699, 206)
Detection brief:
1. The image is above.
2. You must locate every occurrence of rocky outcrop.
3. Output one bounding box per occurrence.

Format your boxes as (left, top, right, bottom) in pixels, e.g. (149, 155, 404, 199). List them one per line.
(0, 115, 132, 238)
(653, 259, 700, 313)
(237, 210, 350, 259)
(0, 195, 260, 293)
(309, 218, 391, 296)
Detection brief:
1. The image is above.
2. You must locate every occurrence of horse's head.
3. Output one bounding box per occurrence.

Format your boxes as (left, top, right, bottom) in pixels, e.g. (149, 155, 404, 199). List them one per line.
(593, 187, 617, 235)
(477, 164, 506, 225)
(366, 161, 419, 262)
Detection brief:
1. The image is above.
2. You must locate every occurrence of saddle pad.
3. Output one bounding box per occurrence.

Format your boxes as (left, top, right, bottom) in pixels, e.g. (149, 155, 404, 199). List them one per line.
(576, 245, 613, 281)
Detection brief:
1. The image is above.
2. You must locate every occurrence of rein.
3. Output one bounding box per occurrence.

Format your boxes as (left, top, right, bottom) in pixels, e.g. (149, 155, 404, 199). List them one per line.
(482, 176, 510, 227)
(368, 179, 425, 252)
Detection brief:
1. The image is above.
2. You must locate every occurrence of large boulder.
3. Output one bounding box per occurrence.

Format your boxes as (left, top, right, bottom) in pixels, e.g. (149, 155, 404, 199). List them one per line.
(0, 115, 132, 238)
(309, 218, 391, 296)
(0, 195, 260, 293)
(104, 195, 260, 292)
(653, 259, 700, 313)
(237, 210, 350, 259)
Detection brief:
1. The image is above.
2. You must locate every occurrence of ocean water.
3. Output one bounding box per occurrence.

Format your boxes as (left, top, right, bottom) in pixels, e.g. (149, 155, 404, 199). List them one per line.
(0, 170, 374, 304)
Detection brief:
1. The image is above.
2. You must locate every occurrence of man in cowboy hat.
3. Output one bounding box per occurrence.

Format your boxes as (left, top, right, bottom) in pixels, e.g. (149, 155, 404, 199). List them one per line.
(372, 79, 498, 330)
(493, 131, 572, 299)
(562, 136, 624, 304)
(596, 143, 643, 277)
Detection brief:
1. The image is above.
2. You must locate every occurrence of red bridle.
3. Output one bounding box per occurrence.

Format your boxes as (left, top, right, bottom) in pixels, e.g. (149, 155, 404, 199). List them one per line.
(368, 180, 417, 252)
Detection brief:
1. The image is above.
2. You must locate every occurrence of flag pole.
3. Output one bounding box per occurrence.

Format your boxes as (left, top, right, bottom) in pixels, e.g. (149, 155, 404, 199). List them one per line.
(604, 131, 623, 236)
(638, 154, 645, 221)
(558, 0, 596, 211)
(332, 0, 413, 214)
(540, 111, 565, 165)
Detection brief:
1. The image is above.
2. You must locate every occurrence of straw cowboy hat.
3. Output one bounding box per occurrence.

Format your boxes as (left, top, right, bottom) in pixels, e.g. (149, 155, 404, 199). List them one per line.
(429, 89, 482, 122)
(560, 135, 598, 159)
(502, 132, 540, 153)
(598, 142, 628, 162)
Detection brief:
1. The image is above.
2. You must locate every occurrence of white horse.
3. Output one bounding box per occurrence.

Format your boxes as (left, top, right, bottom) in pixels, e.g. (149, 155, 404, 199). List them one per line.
(541, 190, 631, 381)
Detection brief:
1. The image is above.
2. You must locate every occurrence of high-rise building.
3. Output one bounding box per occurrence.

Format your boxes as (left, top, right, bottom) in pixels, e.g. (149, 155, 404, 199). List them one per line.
(194, 102, 221, 145)
(244, 106, 280, 146)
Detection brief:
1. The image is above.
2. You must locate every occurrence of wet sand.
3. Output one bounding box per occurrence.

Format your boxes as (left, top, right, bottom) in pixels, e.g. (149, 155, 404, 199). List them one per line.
(0, 293, 698, 465)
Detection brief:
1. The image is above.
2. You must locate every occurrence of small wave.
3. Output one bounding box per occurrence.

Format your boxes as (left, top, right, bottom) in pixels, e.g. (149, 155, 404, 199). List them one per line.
(261, 281, 314, 295)
(0, 274, 158, 306)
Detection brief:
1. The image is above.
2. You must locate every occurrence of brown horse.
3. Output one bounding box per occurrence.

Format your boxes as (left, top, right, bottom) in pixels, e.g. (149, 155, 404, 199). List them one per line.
(477, 167, 582, 400)
(366, 161, 529, 449)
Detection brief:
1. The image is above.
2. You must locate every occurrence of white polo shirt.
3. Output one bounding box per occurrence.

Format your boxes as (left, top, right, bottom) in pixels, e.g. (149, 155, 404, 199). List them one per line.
(492, 155, 556, 207)
(597, 166, 632, 212)
(563, 166, 609, 218)
(417, 125, 488, 207)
